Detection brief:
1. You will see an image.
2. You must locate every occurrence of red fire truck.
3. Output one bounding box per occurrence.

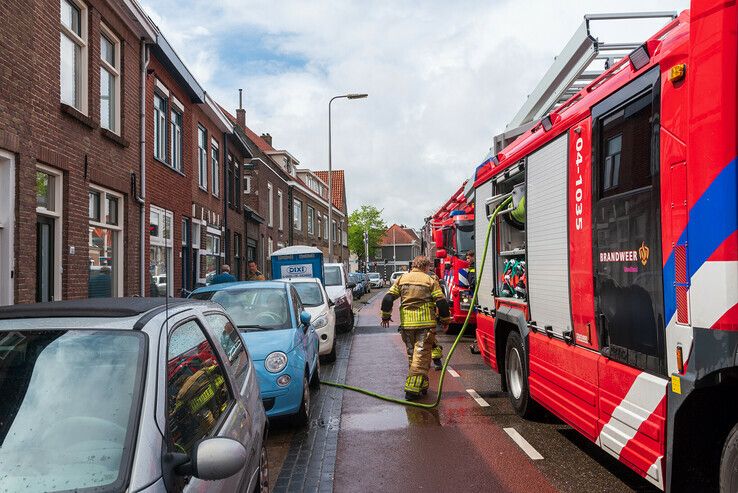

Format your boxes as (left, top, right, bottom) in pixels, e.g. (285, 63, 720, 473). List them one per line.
(430, 181, 476, 330)
(473, 3, 737, 491)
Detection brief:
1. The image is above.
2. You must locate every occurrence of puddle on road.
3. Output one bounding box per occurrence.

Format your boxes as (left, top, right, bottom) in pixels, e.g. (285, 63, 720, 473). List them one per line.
(342, 405, 441, 431)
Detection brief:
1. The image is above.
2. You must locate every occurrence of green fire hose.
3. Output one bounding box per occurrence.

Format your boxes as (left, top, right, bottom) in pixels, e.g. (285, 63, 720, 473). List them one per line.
(322, 196, 512, 409)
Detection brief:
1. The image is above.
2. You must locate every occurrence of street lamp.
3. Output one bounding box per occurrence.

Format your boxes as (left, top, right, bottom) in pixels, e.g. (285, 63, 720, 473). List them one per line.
(328, 93, 368, 262)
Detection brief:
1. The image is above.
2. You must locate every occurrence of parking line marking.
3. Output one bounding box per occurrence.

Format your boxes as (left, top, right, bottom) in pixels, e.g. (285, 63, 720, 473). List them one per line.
(447, 367, 460, 378)
(504, 427, 544, 460)
(466, 388, 490, 407)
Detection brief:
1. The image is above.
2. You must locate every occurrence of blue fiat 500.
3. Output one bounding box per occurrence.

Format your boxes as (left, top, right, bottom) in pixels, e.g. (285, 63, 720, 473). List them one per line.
(191, 281, 320, 426)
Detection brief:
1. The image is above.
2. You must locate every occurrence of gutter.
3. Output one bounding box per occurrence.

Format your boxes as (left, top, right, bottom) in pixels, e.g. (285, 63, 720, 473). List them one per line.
(222, 131, 229, 273)
(137, 41, 149, 296)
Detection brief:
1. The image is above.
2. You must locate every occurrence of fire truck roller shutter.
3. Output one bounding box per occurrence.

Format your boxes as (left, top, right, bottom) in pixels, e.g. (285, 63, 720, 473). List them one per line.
(475, 179, 495, 311)
(526, 133, 572, 337)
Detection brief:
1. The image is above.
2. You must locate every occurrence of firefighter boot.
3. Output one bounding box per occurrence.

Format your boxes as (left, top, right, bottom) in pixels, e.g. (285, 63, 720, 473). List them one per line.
(404, 375, 424, 400)
(432, 344, 443, 370)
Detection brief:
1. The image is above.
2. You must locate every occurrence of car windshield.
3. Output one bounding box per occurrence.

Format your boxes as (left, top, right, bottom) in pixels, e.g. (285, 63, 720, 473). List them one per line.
(324, 266, 342, 286)
(456, 221, 475, 256)
(193, 287, 292, 330)
(368, 273, 380, 280)
(0, 330, 144, 492)
(348, 273, 361, 283)
(292, 282, 324, 307)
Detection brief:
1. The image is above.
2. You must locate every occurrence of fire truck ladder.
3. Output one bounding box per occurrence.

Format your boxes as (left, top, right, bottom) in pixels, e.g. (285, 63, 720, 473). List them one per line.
(493, 11, 677, 153)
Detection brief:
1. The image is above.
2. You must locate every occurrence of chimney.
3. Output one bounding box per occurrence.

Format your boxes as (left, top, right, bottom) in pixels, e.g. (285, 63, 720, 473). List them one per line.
(261, 133, 272, 146)
(236, 89, 246, 126)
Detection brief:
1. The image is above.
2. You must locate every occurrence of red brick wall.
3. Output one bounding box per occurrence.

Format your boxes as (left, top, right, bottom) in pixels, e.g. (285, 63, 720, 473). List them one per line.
(1, 0, 145, 303)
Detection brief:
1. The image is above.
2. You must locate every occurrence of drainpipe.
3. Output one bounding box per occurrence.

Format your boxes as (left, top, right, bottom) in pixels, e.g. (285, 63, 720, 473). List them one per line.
(137, 40, 149, 296)
(223, 131, 229, 273)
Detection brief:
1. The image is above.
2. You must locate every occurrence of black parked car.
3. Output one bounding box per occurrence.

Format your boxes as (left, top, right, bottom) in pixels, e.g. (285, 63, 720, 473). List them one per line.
(348, 272, 365, 298)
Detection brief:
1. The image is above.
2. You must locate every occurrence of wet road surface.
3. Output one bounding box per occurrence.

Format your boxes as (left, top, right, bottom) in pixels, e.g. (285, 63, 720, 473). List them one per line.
(266, 289, 659, 492)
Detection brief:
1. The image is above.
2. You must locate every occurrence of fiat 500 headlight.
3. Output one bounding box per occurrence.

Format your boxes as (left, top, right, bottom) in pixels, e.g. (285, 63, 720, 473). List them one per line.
(312, 314, 328, 329)
(265, 351, 288, 373)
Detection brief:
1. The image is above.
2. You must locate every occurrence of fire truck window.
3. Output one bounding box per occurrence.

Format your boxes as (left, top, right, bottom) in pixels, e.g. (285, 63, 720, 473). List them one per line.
(594, 88, 665, 375)
(167, 320, 232, 455)
(600, 94, 652, 199)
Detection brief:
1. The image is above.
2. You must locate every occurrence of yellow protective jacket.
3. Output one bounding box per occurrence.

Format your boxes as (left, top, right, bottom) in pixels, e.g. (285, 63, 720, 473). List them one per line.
(381, 269, 451, 329)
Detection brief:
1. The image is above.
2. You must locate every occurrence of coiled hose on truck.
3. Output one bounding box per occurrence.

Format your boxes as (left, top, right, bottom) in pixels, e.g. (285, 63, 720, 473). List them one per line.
(322, 196, 512, 409)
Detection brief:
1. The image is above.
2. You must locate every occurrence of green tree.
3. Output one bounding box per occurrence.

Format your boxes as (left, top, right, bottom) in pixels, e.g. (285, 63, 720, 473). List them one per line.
(348, 205, 387, 263)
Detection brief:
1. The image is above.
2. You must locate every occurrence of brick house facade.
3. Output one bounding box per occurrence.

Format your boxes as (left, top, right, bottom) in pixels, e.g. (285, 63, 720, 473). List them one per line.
(0, 0, 156, 304)
(314, 170, 350, 263)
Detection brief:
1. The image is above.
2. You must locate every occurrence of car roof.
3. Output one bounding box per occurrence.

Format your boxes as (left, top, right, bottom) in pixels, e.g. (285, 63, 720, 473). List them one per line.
(283, 277, 320, 283)
(191, 280, 288, 294)
(0, 297, 192, 320)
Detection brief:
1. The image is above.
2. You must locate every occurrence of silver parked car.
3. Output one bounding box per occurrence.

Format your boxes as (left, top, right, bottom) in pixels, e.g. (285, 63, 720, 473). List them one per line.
(0, 297, 269, 493)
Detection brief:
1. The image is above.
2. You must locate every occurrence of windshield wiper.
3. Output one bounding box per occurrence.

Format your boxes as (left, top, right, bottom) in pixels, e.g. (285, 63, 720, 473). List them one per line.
(237, 325, 270, 331)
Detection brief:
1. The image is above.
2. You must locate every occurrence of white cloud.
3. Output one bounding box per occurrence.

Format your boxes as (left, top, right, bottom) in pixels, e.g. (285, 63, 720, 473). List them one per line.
(141, 0, 688, 227)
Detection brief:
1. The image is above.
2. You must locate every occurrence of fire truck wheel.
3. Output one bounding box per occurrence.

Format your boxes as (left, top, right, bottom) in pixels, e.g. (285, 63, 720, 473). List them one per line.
(505, 331, 536, 418)
(720, 422, 738, 492)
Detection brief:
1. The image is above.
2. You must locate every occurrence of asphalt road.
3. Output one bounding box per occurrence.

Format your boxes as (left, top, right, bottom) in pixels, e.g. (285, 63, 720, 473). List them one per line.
(266, 288, 659, 492)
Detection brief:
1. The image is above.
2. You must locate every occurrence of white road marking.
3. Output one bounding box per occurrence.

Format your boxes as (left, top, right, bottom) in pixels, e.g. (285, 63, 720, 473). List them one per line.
(447, 367, 460, 378)
(466, 388, 490, 407)
(504, 428, 544, 460)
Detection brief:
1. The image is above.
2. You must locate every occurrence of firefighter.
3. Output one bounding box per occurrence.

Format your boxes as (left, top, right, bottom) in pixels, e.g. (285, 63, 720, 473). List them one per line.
(381, 255, 451, 400)
(465, 251, 476, 294)
(426, 267, 445, 371)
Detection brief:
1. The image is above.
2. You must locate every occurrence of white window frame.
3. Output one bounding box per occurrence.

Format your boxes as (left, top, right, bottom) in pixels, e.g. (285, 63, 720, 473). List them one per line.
(323, 214, 329, 239)
(36, 165, 64, 301)
(170, 107, 183, 171)
(278, 189, 284, 231)
(149, 205, 174, 296)
(268, 237, 273, 256)
(244, 175, 251, 194)
(0, 151, 15, 305)
(211, 139, 220, 197)
(88, 184, 124, 297)
(153, 92, 167, 161)
(267, 182, 273, 227)
(307, 205, 315, 235)
(293, 198, 303, 231)
(197, 126, 207, 190)
(99, 24, 120, 133)
(60, 0, 88, 113)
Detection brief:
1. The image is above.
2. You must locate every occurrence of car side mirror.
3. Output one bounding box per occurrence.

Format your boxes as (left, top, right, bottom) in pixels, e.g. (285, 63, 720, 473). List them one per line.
(347, 282, 356, 289)
(300, 310, 312, 327)
(170, 437, 247, 481)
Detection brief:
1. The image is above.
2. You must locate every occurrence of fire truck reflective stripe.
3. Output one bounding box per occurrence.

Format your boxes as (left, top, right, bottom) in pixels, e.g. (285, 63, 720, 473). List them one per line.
(458, 268, 469, 287)
(647, 456, 665, 490)
(597, 372, 667, 460)
(615, 396, 667, 488)
(712, 303, 738, 332)
(663, 158, 737, 325)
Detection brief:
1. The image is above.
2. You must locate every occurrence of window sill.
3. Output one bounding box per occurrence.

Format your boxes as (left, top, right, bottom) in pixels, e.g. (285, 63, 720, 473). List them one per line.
(198, 185, 209, 193)
(60, 103, 97, 129)
(154, 157, 185, 177)
(101, 128, 129, 148)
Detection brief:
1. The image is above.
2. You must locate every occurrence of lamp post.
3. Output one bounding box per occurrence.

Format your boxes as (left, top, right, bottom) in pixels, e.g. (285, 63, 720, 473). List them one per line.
(328, 93, 367, 262)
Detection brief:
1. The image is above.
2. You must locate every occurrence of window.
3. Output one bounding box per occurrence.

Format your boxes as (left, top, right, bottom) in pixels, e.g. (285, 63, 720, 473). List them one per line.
(150, 206, 173, 297)
(323, 214, 329, 239)
(267, 183, 274, 227)
(99, 26, 120, 133)
(307, 205, 315, 235)
(170, 109, 183, 171)
(332, 220, 337, 242)
(278, 190, 283, 231)
(60, 0, 87, 112)
(167, 320, 231, 455)
(268, 237, 273, 256)
(317, 218, 321, 239)
(198, 126, 207, 189)
(211, 141, 219, 197)
(227, 154, 240, 210)
(233, 232, 242, 280)
(203, 231, 221, 283)
(153, 93, 167, 161)
(244, 175, 251, 194)
(36, 166, 63, 302)
(205, 313, 249, 387)
(88, 185, 123, 297)
(293, 199, 302, 231)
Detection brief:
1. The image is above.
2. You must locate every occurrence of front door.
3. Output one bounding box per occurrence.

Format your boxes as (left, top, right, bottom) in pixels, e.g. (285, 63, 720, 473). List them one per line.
(592, 67, 665, 375)
(36, 216, 55, 302)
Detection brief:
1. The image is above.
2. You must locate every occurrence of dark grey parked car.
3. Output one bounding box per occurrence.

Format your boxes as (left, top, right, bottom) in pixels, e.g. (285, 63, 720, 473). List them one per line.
(0, 298, 269, 492)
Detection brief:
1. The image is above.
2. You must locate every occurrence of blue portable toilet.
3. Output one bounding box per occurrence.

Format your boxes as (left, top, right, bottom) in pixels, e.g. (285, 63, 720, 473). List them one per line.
(270, 245, 324, 284)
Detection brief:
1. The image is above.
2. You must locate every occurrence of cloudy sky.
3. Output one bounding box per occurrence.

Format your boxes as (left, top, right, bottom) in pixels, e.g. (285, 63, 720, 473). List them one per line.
(141, 0, 688, 228)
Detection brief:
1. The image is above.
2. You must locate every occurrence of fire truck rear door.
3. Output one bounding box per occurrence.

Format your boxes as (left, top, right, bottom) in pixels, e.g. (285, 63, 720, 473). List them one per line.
(591, 67, 668, 487)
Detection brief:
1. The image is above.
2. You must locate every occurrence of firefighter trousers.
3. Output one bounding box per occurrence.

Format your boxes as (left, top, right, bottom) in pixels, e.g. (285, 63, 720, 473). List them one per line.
(400, 327, 436, 391)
